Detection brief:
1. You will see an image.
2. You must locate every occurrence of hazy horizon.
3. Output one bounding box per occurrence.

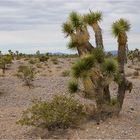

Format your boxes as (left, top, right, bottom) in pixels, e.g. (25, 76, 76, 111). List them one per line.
(0, 0, 139, 53)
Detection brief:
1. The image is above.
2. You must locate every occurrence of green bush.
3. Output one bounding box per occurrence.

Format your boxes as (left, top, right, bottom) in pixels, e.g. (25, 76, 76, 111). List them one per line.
(68, 80, 78, 93)
(39, 56, 49, 62)
(17, 95, 86, 130)
(17, 65, 36, 88)
(0, 55, 12, 74)
(28, 59, 37, 64)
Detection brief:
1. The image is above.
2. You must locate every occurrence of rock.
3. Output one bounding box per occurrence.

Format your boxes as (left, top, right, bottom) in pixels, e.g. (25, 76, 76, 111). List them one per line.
(130, 107, 134, 111)
(97, 127, 100, 130)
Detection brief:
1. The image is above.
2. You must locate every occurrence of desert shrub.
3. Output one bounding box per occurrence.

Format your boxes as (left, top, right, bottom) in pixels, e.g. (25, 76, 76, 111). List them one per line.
(68, 80, 78, 93)
(0, 55, 12, 74)
(51, 57, 58, 64)
(61, 70, 70, 77)
(36, 63, 43, 68)
(17, 65, 36, 88)
(17, 95, 86, 130)
(39, 56, 49, 62)
(28, 59, 38, 64)
(24, 58, 29, 61)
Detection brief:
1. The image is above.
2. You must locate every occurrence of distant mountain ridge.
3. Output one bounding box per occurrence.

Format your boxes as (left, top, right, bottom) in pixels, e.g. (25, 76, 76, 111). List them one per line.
(48, 50, 118, 56)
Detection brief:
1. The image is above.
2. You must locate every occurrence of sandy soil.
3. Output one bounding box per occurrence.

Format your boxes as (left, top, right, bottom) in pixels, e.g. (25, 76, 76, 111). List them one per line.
(0, 58, 140, 139)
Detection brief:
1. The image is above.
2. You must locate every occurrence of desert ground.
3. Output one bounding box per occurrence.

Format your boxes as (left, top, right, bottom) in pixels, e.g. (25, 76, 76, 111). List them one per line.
(0, 57, 140, 139)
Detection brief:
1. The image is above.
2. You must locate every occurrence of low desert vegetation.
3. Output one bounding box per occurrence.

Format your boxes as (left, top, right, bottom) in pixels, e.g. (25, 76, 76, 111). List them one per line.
(50, 57, 58, 64)
(17, 95, 86, 130)
(68, 80, 78, 93)
(128, 48, 140, 64)
(39, 56, 49, 62)
(61, 70, 70, 77)
(3, 9, 138, 138)
(17, 65, 37, 88)
(0, 55, 12, 74)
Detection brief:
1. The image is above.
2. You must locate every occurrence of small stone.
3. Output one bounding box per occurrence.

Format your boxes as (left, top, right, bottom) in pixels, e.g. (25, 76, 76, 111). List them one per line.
(97, 127, 100, 130)
(11, 114, 16, 117)
(130, 107, 134, 111)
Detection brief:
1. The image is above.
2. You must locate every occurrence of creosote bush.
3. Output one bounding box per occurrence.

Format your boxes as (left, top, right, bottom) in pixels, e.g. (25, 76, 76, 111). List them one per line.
(17, 95, 86, 130)
(17, 65, 36, 88)
(39, 56, 49, 62)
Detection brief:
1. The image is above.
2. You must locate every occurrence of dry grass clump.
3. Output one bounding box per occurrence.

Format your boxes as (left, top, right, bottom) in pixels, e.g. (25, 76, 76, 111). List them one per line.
(51, 57, 59, 65)
(36, 63, 43, 69)
(61, 70, 70, 77)
(28, 59, 38, 64)
(39, 56, 49, 62)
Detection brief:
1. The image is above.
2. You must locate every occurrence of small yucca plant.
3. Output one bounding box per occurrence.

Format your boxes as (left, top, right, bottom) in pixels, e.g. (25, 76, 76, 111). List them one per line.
(68, 80, 78, 93)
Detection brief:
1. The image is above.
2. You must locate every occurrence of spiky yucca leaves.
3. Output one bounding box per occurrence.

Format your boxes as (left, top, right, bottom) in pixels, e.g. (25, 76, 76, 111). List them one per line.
(112, 18, 130, 38)
(112, 18, 130, 72)
(83, 11, 103, 48)
(83, 11, 102, 25)
(69, 11, 82, 30)
(62, 22, 74, 37)
(92, 48, 105, 63)
(72, 54, 95, 79)
(67, 41, 78, 50)
(102, 59, 118, 75)
(72, 48, 105, 79)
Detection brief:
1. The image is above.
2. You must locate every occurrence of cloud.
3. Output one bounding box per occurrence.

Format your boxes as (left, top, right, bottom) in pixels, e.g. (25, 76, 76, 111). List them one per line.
(0, 0, 139, 53)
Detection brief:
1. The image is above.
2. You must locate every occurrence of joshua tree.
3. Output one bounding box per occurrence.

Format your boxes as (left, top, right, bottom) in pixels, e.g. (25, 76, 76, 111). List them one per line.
(83, 11, 104, 48)
(133, 48, 140, 62)
(128, 51, 134, 64)
(112, 18, 131, 110)
(15, 50, 19, 59)
(36, 50, 41, 58)
(0, 55, 12, 74)
(8, 50, 14, 59)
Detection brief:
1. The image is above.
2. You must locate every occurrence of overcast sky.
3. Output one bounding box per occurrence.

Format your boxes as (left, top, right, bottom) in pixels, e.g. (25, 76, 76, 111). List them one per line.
(0, 0, 139, 54)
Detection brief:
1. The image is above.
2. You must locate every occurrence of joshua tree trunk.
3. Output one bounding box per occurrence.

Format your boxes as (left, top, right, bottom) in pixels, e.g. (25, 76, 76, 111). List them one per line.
(117, 38, 127, 112)
(92, 23, 104, 48)
(77, 42, 94, 57)
(103, 85, 111, 103)
(117, 73, 126, 109)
